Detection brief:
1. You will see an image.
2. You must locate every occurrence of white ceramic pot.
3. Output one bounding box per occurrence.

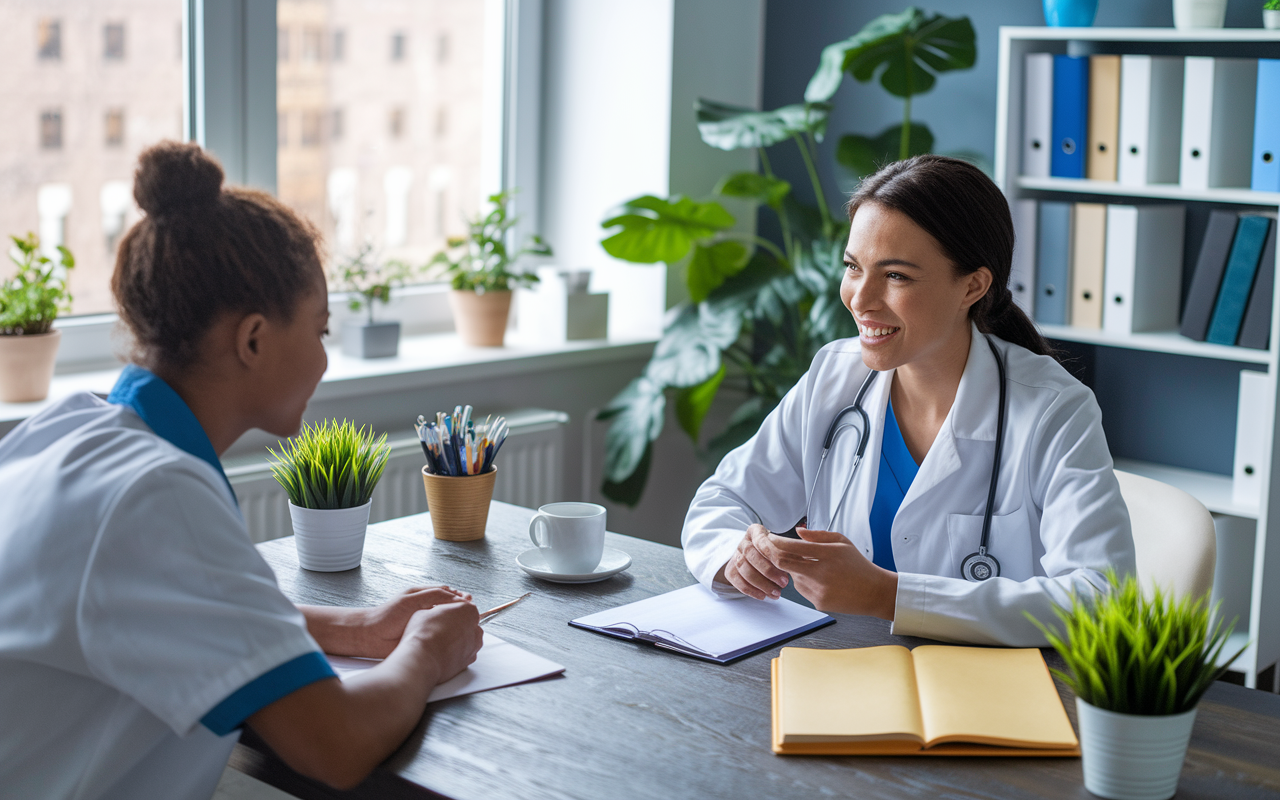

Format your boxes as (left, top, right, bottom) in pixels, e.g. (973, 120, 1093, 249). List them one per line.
(1173, 0, 1227, 29)
(1265, 8, 1280, 29)
(1076, 698, 1197, 800)
(288, 500, 371, 571)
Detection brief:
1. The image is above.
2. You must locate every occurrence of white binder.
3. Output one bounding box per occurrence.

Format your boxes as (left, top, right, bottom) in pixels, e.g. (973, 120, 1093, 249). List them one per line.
(1010, 199, 1037, 314)
(1234, 369, 1274, 508)
(1023, 53, 1053, 178)
(1118, 55, 1183, 186)
(1181, 57, 1259, 190)
(1102, 204, 1186, 334)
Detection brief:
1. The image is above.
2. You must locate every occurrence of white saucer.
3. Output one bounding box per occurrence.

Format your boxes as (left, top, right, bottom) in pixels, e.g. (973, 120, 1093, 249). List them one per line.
(516, 546, 632, 583)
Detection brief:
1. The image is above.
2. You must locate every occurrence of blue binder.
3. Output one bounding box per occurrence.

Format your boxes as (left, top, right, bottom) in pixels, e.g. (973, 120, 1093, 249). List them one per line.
(1207, 215, 1273, 346)
(1253, 59, 1280, 192)
(1035, 202, 1072, 325)
(1051, 55, 1089, 179)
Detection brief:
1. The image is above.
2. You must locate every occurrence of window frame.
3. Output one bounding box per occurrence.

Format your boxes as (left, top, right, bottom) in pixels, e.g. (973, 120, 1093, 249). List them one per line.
(56, 0, 540, 371)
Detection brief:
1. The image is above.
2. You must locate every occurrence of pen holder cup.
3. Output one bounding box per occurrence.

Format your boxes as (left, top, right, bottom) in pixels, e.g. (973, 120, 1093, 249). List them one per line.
(422, 466, 497, 541)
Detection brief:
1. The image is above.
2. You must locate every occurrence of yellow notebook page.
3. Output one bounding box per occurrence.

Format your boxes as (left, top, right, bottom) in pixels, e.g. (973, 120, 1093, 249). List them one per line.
(911, 646, 1078, 749)
(777, 646, 924, 744)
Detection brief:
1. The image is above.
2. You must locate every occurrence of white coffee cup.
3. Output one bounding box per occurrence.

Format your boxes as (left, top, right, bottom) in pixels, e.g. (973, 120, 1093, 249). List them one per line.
(528, 502, 606, 574)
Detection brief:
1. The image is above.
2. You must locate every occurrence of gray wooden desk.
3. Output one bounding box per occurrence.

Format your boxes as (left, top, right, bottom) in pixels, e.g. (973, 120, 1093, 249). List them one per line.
(237, 502, 1280, 800)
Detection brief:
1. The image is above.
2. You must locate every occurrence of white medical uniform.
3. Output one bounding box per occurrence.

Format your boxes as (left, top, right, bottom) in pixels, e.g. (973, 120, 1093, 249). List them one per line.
(0, 384, 328, 800)
(682, 325, 1136, 647)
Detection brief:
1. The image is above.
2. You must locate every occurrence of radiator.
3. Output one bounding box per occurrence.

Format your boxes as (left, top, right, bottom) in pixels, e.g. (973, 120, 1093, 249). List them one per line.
(227, 409, 569, 544)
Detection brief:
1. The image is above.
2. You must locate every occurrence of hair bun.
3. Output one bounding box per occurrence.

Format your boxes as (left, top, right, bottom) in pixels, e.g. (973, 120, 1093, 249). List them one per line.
(132, 140, 224, 217)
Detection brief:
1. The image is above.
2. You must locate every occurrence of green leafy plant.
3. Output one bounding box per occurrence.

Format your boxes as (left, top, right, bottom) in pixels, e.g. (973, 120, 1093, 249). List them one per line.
(430, 189, 552, 293)
(1028, 572, 1246, 716)
(1, 233, 75, 335)
(269, 420, 391, 510)
(329, 242, 419, 324)
(594, 8, 973, 506)
(805, 7, 976, 179)
(1267, 0, 1280, 12)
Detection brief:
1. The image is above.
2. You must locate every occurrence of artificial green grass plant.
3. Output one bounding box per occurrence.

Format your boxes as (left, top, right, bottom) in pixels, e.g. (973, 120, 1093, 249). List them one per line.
(1029, 571, 1245, 716)
(269, 420, 390, 510)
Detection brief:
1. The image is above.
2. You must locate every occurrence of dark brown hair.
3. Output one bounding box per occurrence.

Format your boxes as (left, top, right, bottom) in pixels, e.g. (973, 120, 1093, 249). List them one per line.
(112, 141, 323, 372)
(847, 154, 1053, 357)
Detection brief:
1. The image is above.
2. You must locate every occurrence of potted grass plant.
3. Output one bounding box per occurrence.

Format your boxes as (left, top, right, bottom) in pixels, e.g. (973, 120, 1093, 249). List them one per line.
(269, 420, 391, 572)
(430, 189, 552, 347)
(1030, 572, 1246, 800)
(1266, 0, 1280, 30)
(0, 233, 75, 402)
(330, 242, 419, 359)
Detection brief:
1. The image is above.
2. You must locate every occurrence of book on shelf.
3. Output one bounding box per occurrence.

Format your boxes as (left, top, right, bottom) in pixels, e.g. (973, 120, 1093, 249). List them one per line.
(1180, 210, 1240, 341)
(1118, 55, 1184, 187)
(1238, 222, 1277, 350)
(771, 645, 1080, 757)
(1034, 201, 1072, 326)
(1102, 204, 1185, 335)
(1023, 53, 1053, 179)
(1087, 55, 1121, 181)
(1070, 202, 1107, 329)
(1051, 55, 1089, 179)
(1207, 215, 1273, 346)
(1181, 57, 1257, 191)
(1252, 58, 1280, 193)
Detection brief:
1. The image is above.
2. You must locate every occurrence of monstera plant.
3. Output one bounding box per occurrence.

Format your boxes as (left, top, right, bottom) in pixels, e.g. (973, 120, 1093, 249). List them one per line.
(596, 8, 976, 506)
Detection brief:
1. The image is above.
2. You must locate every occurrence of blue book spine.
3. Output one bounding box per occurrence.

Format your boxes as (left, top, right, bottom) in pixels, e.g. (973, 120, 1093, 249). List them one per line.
(1051, 55, 1089, 179)
(1207, 216, 1273, 346)
(1035, 202, 1071, 325)
(1253, 60, 1280, 192)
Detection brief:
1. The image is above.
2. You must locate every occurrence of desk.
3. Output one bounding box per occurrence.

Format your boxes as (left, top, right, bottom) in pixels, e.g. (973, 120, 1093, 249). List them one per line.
(237, 502, 1280, 799)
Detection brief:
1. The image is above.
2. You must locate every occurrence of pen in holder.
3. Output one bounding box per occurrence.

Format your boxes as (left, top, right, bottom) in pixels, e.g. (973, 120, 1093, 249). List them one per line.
(416, 405, 508, 541)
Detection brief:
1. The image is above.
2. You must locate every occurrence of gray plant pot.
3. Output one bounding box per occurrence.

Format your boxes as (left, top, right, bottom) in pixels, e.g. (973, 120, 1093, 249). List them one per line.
(341, 319, 401, 359)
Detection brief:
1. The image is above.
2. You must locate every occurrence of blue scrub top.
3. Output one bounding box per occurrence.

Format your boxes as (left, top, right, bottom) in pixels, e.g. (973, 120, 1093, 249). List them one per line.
(867, 400, 919, 572)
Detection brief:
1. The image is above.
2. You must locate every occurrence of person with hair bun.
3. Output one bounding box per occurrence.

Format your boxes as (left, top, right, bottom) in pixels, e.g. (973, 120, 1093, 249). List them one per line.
(0, 141, 482, 797)
(682, 155, 1135, 646)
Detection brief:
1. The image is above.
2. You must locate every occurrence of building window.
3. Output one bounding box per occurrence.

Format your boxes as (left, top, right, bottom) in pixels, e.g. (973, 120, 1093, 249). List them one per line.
(391, 31, 406, 62)
(435, 106, 447, 139)
(277, 27, 290, 61)
(277, 112, 288, 147)
(437, 32, 449, 64)
(332, 29, 345, 62)
(38, 19, 61, 60)
(389, 107, 405, 139)
(104, 109, 125, 147)
(303, 27, 323, 62)
(104, 22, 125, 60)
(40, 110, 63, 149)
(330, 108, 344, 141)
(301, 110, 322, 147)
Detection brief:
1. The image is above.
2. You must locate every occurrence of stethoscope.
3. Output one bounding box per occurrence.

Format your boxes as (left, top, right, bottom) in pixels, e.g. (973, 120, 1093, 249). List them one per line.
(801, 335, 1008, 582)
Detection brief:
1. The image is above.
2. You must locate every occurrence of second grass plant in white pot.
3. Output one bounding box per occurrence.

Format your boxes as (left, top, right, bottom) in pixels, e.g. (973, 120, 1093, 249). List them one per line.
(270, 420, 391, 571)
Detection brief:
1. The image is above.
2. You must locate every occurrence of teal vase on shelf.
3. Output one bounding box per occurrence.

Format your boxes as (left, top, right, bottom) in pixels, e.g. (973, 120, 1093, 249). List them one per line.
(1043, 0, 1098, 26)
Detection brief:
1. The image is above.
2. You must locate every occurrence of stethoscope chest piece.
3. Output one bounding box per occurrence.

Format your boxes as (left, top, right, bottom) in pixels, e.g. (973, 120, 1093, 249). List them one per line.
(960, 548, 1001, 582)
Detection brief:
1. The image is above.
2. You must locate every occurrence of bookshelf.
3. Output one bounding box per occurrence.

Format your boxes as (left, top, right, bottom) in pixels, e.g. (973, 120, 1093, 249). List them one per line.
(996, 27, 1280, 689)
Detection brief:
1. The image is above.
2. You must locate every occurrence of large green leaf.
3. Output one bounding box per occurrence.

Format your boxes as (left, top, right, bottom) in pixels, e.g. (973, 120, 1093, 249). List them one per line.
(835, 122, 935, 179)
(804, 8, 976, 103)
(675, 364, 727, 441)
(696, 99, 832, 151)
(715, 172, 791, 209)
(601, 441, 653, 507)
(600, 195, 735, 264)
(705, 249, 792, 315)
(686, 240, 750, 303)
(704, 395, 777, 468)
(645, 302, 742, 389)
(598, 376, 667, 484)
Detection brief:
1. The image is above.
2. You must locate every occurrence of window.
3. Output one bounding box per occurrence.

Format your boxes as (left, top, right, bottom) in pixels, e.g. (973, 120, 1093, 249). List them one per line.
(330, 108, 344, 141)
(104, 22, 125, 60)
(302, 27, 323, 62)
(40, 110, 62, 149)
(437, 32, 449, 64)
(104, 108, 125, 146)
(391, 31, 406, 62)
(435, 106, 447, 139)
(278, 112, 288, 147)
(388, 107, 405, 139)
(38, 18, 61, 60)
(301, 110, 322, 147)
(277, 27, 290, 61)
(332, 29, 345, 62)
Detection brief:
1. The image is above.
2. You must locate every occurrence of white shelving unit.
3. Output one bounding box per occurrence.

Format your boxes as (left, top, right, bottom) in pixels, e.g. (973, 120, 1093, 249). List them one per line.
(997, 27, 1280, 689)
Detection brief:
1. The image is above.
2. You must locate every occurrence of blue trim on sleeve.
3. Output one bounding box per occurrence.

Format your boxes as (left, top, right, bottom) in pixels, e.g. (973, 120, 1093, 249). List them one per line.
(201, 652, 337, 736)
(868, 401, 920, 573)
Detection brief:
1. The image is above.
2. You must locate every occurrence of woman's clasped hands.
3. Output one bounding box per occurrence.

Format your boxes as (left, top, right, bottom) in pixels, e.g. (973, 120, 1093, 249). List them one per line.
(722, 524, 899, 621)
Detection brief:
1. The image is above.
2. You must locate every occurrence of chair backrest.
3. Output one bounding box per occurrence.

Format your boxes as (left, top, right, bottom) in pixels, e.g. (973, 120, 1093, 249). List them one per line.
(1114, 469, 1216, 601)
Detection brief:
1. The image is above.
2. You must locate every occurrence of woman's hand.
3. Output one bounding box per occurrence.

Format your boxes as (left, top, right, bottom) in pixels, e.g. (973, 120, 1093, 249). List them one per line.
(299, 585, 473, 659)
(720, 524, 792, 599)
(756, 527, 899, 620)
(400, 600, 484, 683)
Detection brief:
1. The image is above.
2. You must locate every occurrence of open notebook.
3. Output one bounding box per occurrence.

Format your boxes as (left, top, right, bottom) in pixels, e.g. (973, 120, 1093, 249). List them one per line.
(772, 645, 1080, 756)
(570, 583, 834, 664)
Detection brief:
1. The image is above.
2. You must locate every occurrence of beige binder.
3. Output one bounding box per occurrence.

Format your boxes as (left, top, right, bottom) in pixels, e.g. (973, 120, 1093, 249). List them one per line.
(1087, 55, 1121, 181)
(1071, 203, 1107, 328)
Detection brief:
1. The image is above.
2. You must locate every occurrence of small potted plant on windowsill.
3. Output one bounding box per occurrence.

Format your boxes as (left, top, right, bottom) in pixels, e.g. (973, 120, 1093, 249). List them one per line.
(1030, 572, 1245, 800)
(1265, 0, 1280, 29)
(269, 420, 391, 572)
(330, 242, 418, 359)
(431, 189, 552, 347)
(0, 233, 75, 403)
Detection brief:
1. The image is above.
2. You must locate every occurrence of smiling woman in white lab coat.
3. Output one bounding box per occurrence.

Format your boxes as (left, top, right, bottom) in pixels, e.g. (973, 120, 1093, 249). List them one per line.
(682, 155, 1135, 647)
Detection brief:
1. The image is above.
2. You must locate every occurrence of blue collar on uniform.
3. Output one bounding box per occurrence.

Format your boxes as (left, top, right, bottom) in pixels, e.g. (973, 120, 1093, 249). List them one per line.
(107, 364, 237, 505)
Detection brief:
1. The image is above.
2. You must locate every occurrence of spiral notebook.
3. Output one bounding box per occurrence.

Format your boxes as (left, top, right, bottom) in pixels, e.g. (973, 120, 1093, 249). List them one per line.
(570, 583, 834, 664)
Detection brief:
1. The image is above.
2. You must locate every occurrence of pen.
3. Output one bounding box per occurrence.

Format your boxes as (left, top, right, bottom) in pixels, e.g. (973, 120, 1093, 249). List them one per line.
(479, 592, 530, 625)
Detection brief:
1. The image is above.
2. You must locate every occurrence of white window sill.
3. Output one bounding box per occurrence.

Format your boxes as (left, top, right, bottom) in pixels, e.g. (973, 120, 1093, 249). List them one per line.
(0, 332, 657, 428)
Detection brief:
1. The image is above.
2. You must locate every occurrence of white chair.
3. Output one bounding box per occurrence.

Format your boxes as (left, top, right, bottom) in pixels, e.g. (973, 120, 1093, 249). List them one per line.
(1114, 469, 1217, 601)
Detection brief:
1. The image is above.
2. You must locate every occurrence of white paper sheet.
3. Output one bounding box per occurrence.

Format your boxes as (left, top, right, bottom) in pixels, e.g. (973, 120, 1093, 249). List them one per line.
(326, 632, 565, 703)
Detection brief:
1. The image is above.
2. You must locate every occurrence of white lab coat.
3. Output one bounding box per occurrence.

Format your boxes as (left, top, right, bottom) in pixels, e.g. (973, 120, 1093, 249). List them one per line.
(682, 324, 1135, 647)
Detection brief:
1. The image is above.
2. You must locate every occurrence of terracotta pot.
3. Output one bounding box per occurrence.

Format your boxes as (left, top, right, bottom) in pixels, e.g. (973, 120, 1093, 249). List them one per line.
(450, 290, 512, 347)
(0, 329, 61, 403)
(422, 466, 497, 541)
